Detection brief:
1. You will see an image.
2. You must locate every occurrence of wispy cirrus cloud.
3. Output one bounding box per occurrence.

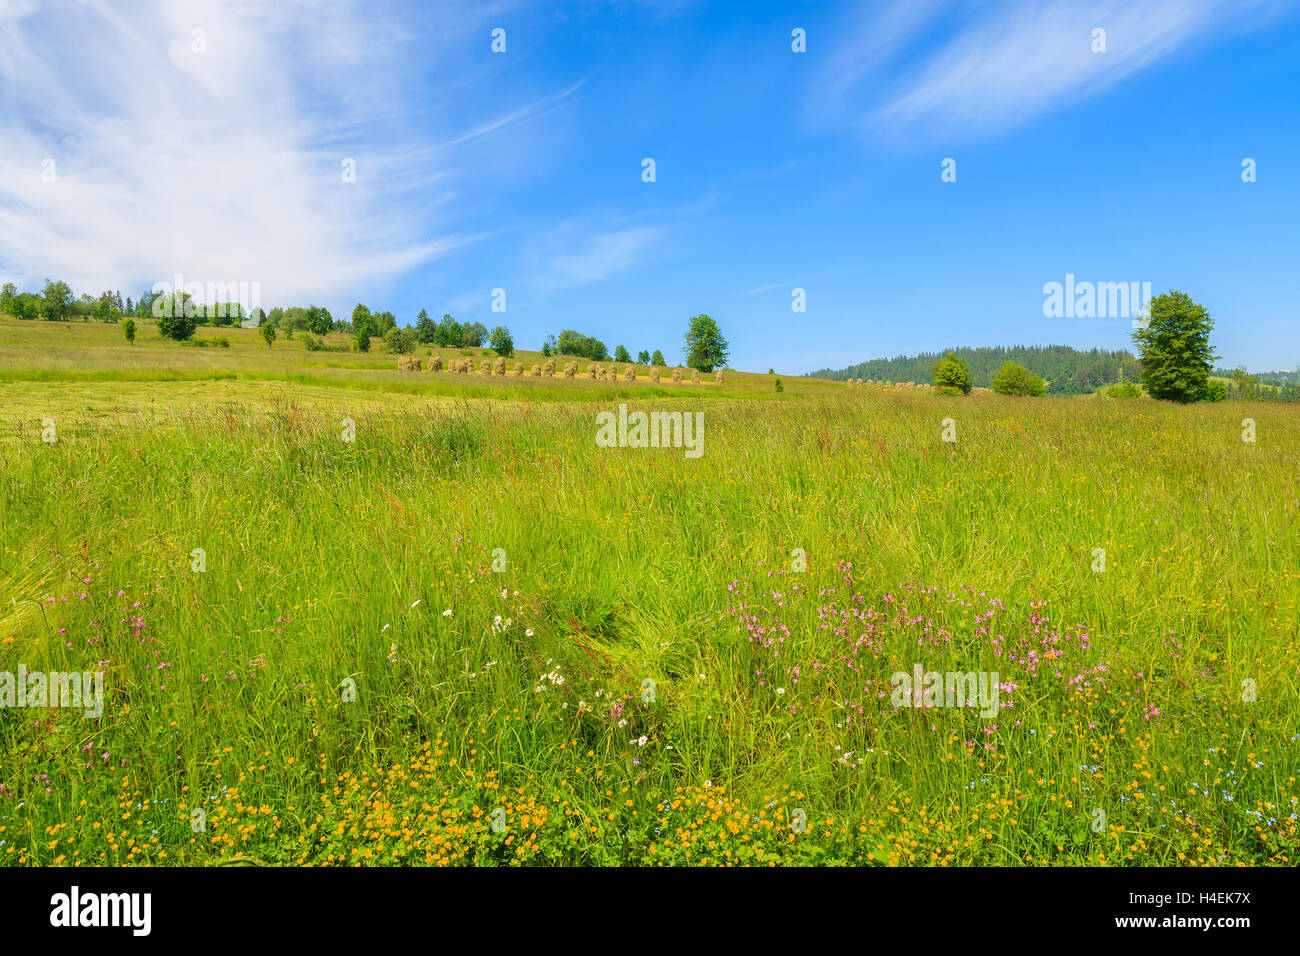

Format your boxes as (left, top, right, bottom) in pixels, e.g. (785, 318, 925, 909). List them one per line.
(819, 0, 1297, 145)
(0, 0, 537, 308)
(529, 223, 668, 290)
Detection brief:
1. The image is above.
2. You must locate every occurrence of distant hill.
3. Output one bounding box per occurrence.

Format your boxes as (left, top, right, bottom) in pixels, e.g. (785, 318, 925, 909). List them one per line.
(808, 345, 1139, 395)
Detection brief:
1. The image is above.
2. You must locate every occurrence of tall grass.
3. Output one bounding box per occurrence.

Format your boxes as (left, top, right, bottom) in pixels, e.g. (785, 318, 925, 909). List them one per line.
(0, 380, 1296, 865)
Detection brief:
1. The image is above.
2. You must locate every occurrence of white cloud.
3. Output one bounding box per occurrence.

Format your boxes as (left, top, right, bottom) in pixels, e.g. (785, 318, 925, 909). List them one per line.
(0, 0, 517, 309)
(822, 0, 1296, 144)
(532, 224, 666, 289)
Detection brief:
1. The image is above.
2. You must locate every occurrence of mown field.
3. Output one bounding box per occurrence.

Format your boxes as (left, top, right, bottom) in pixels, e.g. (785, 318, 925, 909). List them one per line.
(1, 315, 1297, 866)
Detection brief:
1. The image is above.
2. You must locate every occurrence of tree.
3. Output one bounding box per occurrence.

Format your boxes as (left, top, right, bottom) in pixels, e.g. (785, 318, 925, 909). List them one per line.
(557, 329, 608, 360)
(40, 279, 74, 321)
(932, 352, 972, 395)
(434, 313, 460, 346)
(651, 350, 665, 366)
(489, 325, 514, 357)
(1131, 290, 1217, 403)
(261, 324, 277, 348)
(351, 303, 372, 333)
(415, 309, 436, 344)
(1230, 366, 1259, 401)
(991, 361, 1045, 396)
(156, 293, 198, 340)
(683, 314, 729, 371)
(614, 344, 631, 363)
(384, 326, 415, 354)
(0, 282, 15, 314)
(636, 350, 650, 365)
(13, 292, 41, 319)
(305, 305, 333, 337)
(122, 318, 136, 345)
(461, 321, 488, 348)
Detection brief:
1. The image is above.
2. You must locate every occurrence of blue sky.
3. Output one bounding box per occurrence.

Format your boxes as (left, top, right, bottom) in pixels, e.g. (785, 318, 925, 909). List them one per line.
(1, 0, 1297, 372)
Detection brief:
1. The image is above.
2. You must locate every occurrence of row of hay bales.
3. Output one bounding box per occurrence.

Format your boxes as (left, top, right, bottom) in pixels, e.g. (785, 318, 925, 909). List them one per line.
(844, 378, 936, 391)
(399, 356, 725, 383)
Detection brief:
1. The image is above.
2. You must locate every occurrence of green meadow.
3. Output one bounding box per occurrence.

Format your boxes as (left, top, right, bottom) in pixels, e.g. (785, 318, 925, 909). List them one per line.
(1, 315, 1297, 866)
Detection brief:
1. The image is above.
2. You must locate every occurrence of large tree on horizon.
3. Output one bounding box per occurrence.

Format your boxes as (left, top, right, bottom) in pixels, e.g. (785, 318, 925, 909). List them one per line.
(1132, 290, 1217, 403)
(683, 313, 729, 372)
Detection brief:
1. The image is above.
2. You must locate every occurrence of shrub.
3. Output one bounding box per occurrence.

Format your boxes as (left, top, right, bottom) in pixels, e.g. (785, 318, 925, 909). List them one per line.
(1104, 381, 1142, 398)
(774, 378, 784, 393)
(122, 319, 135, 344)
(991, 361, 1046, 396)
(1203, 380, 1227, 402)
(931, 352, 972, 395)
(261, 324, 277, 348)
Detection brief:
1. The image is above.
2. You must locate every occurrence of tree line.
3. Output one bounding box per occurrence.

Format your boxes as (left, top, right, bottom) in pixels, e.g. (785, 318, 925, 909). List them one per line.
(3, 280, 734, 372)
(810, 344, 1141, 394)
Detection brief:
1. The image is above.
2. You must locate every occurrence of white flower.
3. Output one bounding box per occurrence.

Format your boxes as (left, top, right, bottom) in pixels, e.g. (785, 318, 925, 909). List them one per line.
(776, 687, 786, 695)
(501, 588, 508, 599)
(442, 608, 453, 617)
(637, 736, 648, 747)
(704, 780, 712, 789)
(617, 719, 627, 728)
(525, 628, 534, 638)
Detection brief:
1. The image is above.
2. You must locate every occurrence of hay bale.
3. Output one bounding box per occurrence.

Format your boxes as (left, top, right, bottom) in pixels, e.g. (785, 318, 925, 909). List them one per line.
(672, 367, 684, 383)
(587, 364, 598, 379)
(715, 370, 724, 384)
(429, 355, 443, 372)
(493, 356, 505, 375)
(531, 364, 541, 377)
(513, 362, 524, 376)
(398, 357, 421, 372)
(690, 368, 700, 384)
(543, 358, 556, 377)
(564, 361, 577, 378)
(480, 359, 491, 374)
(650, 367, 660, 383)
(623, 365, 635, 382)
(607, 366, 619, 382)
